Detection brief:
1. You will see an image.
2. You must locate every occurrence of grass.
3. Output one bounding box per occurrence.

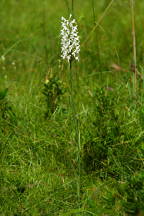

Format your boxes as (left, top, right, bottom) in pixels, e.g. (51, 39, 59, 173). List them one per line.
(1, 0, 144, 215)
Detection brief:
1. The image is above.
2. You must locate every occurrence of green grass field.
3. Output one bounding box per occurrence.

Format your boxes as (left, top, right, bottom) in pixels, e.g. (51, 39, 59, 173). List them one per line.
(1, 0, 144, 215)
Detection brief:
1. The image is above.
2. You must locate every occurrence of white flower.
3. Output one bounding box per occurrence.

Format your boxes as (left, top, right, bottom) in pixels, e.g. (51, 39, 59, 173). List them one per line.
(60, 14, 80, 62)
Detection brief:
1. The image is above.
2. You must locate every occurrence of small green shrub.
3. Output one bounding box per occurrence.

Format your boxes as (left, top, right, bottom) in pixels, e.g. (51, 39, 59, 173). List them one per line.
(83, 87, 121, 173)
(83, 87, 142, 178)
(42, 76, 66, 118)
(118, 171, 144, 215)
(0, 88, 16, 135)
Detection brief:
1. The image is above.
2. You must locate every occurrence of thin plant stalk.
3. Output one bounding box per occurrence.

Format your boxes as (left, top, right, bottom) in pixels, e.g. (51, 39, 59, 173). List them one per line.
(91, 0, 102, 81)
(91, 0, 96, 24)
(72, 0, 74, 16)
(42, 0, 49, 69)
(68, 60, 81, 205)
(130, 0, 137, 92)
(63, 0, 70, 15)
(82, 0, 115, 46)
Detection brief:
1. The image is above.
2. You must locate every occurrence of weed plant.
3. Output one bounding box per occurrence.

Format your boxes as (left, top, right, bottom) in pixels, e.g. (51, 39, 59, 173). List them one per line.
(0, 88, 16, 135)
(42, 75, 66, 117)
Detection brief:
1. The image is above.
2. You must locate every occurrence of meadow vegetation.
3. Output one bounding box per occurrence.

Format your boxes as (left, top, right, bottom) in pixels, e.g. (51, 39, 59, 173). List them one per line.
(1, 0, 144, 215)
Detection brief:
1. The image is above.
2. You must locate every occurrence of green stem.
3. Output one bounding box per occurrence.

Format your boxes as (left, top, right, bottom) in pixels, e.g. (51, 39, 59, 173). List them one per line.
(63, 0, 70, 15)
(68, 59, 80, 206)
(72, 0, 74, 16)
(42, 0, 49, 69)
(91, 0, 96, 24)
(130, 0, 137, 94)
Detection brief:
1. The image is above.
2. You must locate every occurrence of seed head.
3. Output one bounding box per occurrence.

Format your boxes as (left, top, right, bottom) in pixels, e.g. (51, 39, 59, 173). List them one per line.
(60, 14, 80, 62)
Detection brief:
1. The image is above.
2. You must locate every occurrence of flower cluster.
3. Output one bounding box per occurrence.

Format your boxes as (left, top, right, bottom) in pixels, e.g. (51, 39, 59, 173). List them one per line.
(60, 14, 80, 62)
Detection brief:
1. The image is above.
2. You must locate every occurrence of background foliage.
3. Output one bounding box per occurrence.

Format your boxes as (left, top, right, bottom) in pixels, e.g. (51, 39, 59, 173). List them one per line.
(1, 0, 144, 215)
